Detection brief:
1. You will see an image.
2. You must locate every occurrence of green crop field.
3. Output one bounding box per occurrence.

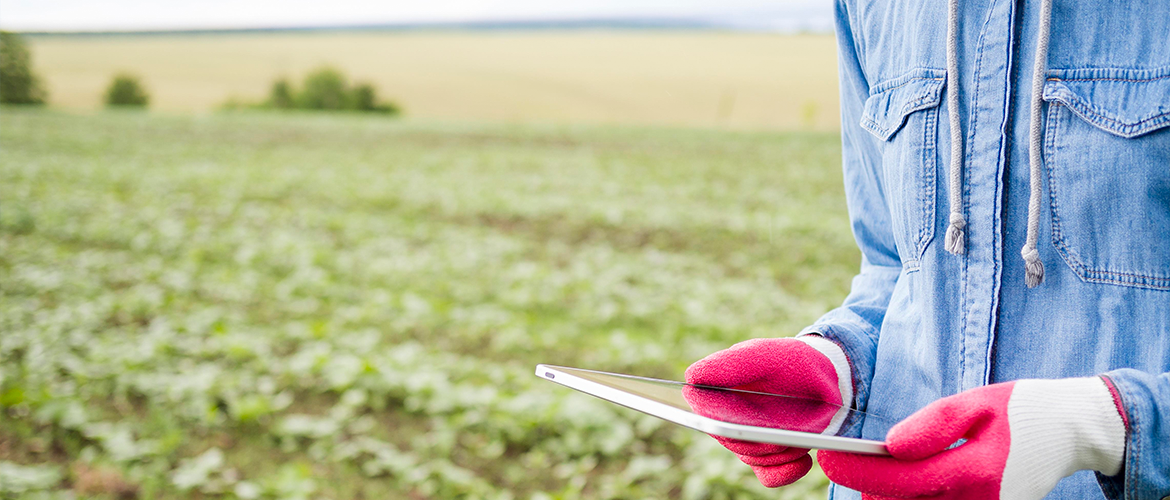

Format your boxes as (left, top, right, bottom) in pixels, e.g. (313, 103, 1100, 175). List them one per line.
(0, 108, 856, 499)
(27, 32, 840, 131)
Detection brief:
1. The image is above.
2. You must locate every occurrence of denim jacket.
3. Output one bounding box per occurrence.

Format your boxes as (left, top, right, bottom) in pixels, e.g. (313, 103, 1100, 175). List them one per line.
(804, 1, 1170, 498)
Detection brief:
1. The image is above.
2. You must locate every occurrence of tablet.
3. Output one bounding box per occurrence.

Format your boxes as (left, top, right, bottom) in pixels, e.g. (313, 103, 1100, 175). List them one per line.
(536, 364, 888, 455)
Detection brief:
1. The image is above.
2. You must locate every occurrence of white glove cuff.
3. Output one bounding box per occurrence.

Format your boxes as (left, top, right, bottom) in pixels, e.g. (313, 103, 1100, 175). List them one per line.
(795, 335, 853, 435)
(1000, 377, 1127, 500)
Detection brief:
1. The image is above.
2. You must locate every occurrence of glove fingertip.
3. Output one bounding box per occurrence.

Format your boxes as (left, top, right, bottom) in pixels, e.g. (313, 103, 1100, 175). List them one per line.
(682, 359, 705, 384)
(684, 350, 731, 385)
(712, 434, 787, 456)
(751, 454, 812, 488)
(735, 447, 809, 466)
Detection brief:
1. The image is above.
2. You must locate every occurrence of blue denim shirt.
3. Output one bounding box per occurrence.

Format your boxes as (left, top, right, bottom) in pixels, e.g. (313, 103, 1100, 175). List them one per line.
(805, 1, 1170, 498)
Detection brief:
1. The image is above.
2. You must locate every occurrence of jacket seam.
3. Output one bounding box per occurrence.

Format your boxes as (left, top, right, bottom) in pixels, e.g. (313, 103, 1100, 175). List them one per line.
(981, 0, 1011, 385)
(860, 68, 947, 141)
(860, 82, 946, 140)
(1043, 85, 1170, 137)
(915, 104, 939, 257)
(1053, 98, 1170, 136)
(956, 0, 1000, 391)
(870, 69, 945, 94)
(1125, 380, 1140, 500)
(878, 77, 945, 94)
(1048, 76, 1170, 83)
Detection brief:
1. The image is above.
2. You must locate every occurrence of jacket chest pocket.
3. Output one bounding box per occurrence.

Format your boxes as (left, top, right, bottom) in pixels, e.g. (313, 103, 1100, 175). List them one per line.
(1043, 68, 1170, 290)
(861, 69, 946, 270)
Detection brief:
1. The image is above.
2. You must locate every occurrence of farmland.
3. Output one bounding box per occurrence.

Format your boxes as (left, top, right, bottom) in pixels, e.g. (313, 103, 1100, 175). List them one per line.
(26, 32, 840, 131)
(0, 107, 856, 499)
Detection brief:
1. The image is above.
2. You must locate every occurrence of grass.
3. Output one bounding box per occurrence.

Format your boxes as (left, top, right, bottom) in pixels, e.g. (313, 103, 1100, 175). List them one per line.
(0, 107, 857, 499)
(27, 31, 840, 130)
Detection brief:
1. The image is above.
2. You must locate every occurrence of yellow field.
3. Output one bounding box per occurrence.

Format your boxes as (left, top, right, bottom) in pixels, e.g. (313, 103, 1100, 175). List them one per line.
(28, 31, 840, 130)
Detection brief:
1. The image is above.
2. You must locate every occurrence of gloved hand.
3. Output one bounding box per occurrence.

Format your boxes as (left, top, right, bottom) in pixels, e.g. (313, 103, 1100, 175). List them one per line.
(683, 337, 852, 487)
(818, 377, 1127, 500)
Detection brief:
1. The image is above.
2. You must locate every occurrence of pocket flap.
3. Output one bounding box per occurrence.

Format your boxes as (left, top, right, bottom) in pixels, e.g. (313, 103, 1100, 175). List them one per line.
(1043, 68, 1170, 138)
(861, 69, 946, 141)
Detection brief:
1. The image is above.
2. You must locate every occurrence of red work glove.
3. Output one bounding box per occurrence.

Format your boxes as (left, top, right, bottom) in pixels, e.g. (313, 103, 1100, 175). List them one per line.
(683, 337, 852, 487)
(818, 377, 1127, 500)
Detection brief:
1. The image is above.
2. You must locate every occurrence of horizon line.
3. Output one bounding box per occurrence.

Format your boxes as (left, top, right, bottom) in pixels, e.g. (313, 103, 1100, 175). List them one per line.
(7, 16, 833, 37)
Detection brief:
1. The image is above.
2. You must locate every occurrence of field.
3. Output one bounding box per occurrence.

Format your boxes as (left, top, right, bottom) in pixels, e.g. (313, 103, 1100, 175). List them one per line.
(27, 32, 840, 131)
(0, 107, 857, 499)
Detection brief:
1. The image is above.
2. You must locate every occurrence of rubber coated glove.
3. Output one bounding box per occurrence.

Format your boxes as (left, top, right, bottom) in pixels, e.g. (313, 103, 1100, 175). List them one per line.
(818, 377, 1127, 500)
(683, 337, 852, 487)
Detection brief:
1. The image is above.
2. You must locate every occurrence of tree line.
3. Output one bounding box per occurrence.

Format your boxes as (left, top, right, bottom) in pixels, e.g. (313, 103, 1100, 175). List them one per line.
(1, 31, 400, 115)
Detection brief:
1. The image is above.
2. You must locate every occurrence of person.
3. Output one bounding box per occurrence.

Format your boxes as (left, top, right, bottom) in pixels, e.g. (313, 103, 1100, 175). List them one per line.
(686, 0, 1170, 498)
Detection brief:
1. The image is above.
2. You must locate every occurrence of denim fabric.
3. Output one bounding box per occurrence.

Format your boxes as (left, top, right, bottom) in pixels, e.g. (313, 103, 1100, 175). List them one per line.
(807, 1, 1170, 498)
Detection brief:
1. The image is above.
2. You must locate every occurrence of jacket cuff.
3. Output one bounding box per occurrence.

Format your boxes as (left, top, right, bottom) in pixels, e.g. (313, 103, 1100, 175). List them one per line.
(1095, 368, 1170, 500)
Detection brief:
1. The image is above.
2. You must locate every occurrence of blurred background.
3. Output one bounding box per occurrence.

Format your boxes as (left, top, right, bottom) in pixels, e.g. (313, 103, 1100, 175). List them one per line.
(0, 1, 856, 498)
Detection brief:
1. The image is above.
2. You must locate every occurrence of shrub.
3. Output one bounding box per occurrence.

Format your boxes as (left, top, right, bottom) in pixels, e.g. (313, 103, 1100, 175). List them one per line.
(222, 67, 401, 115)
(349, 83, 399, 114)
(0, 31, 47, 105)
(105, 74, 149, 107)
(268, 78, 295, 109)
(349, 83, 377, 112)
(297, 67, 348, 110)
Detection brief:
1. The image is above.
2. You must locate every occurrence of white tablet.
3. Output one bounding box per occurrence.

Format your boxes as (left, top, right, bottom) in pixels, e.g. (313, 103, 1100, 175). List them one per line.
(536, 364, 888, 456)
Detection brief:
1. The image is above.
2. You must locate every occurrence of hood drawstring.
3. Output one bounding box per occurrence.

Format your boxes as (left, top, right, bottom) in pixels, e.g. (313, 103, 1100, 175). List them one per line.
(944, 0, 966, 255)
(1023, 0, 1053, 287)
(944, 0, 1053, 287)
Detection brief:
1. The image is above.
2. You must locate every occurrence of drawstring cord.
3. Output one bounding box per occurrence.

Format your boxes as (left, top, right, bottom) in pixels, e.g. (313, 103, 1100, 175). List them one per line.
(944, 0, 1053, 287)
(1023, 0, 1053, 287)
(944, 0, 966, 255)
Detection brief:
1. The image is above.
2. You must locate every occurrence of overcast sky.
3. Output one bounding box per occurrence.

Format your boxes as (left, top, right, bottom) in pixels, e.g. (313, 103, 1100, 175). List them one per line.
(0, 0, 832, 32)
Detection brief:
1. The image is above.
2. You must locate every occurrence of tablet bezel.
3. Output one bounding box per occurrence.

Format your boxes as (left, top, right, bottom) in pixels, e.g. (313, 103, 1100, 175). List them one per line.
(536, 364, 888, 456)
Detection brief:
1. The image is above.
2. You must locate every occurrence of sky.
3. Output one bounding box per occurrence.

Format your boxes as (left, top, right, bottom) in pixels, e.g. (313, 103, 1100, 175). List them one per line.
(0, 0, 832, 33)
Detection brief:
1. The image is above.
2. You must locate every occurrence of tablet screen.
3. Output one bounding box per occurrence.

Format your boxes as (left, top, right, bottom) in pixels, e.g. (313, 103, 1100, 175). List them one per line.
(544, 366, 880, 435)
